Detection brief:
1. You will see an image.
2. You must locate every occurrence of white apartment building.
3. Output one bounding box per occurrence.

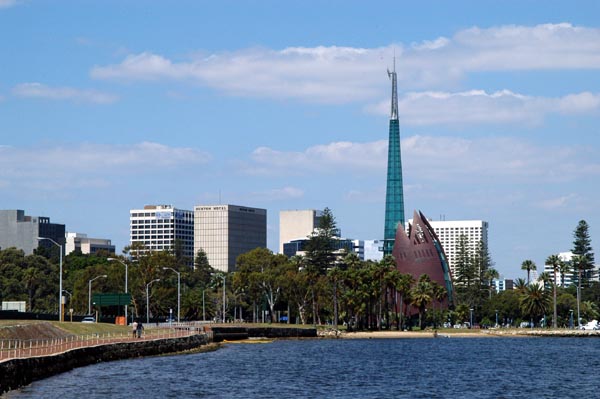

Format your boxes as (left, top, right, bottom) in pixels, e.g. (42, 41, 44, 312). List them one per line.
(362, 239, 384, 262)
(279, 209, 323, 254)
(65, 232, 115, 255)
(194, 204, 266, 273)
(411, 219, 488, 278)
(129, 205, 194, 266)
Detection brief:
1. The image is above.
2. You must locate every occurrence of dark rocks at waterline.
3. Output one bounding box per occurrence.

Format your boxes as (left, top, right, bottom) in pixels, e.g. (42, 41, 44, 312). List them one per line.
(0, 334, 210, 395)
(210, 326, 317, 342)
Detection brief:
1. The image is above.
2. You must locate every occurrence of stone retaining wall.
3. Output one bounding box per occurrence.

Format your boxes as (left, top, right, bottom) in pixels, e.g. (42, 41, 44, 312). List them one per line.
(0, 334, 209, 395)
(211, 326, 317, 341)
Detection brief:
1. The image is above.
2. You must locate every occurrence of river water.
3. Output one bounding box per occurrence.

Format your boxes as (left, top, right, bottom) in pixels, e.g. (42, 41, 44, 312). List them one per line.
(5, 337, 600, 398)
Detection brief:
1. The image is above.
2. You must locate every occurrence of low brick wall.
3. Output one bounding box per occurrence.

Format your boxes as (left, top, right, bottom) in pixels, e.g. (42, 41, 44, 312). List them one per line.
(0, 334, 210, 395)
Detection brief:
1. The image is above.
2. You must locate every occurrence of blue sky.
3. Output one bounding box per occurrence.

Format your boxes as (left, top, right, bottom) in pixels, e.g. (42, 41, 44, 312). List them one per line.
(1, 0, 599, 278)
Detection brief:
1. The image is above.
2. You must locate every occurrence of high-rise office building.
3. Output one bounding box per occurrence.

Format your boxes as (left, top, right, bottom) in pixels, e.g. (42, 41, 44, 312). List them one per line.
(0, 209, 65, 254)
(420, 219, 489, 279)
(129, 205, 194, 266)
(65, 232, 115, 255)
(194, 204, 267, 272)
(383, 59, 405, 256)
(279, 209, 323, 254)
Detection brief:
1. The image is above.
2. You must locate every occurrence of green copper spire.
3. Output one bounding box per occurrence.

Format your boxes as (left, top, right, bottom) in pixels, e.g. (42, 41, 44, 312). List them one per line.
(383, 58, 405, 256)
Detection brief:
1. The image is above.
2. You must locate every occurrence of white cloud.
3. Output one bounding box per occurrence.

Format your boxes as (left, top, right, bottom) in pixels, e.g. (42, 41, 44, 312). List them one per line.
(249, 186, 305, 201)
(12, 83, 118, 104)
(243, 135, 600, 183)
(0, 0, 18, 8)
(245, 140, 387, 176)
(536, 194, 579, 210)
(91, 23, 600, 103)
(365, 90, 600, 125)
(0, 142, 211, 190)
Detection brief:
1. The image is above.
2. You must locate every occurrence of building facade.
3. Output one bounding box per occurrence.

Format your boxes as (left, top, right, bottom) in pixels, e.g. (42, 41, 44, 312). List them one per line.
(362, 239, 384, 262)
(416, 219, 489, 280)
(194, 204, 267, 272)
(492, 277, 514, 293)
(279, 209, 323, 254)
(0, 209, 65, 254)
(65, 232, 115, 255)
(383, 60, 406, 256)
(129, 205, 194, 266)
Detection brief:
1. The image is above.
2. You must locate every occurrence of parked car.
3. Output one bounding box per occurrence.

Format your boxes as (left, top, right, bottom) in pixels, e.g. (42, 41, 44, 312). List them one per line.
(81, 316, 95, 323)
(580, 320, 599, 330)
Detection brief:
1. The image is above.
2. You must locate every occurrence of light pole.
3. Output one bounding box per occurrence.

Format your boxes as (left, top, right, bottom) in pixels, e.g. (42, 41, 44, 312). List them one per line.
(108, 258, 130, 323)
(577, 285, 581, 330)
(570, 309, 574, 329)
(162, 267, 181, 323)
(63, 290, 73, 322)
(469, 308, 474, 329)
(146, 279, 160, 324)
(495, 309, 498, 328)
(38, 237, 63, 322)
(88, 275, 107, 315)
(213, 273, 226, 323)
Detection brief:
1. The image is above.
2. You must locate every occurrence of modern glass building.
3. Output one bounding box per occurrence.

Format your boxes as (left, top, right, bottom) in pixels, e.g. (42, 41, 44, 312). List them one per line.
(383, 61, 405, 256)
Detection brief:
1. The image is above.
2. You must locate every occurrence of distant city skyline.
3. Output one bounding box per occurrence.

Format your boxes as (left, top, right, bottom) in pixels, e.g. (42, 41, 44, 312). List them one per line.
(1, 1, 599, 278)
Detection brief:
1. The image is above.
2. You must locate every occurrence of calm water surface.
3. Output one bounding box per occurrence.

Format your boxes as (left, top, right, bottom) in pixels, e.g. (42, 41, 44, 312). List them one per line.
(5, 338, 600, 398)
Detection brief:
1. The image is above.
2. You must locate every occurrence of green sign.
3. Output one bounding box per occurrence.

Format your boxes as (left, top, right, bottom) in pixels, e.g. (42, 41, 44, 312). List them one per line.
(92, 293, 132, 307)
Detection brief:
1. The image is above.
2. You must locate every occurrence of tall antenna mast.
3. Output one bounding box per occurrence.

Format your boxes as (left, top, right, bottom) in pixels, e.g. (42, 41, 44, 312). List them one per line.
(387, 53, 398, 120)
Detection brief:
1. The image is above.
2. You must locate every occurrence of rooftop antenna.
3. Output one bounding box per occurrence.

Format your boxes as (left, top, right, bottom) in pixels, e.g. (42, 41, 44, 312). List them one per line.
(387, 49, 398, 120)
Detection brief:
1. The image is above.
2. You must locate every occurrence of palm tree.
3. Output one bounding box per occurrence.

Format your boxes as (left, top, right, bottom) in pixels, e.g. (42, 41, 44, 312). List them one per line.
(571, 254, 589, 328)
(514, 278, 527, 293)
(546, 254, 562, 328)
(538, 272, 553, 288)
(410, 275, 433, 330)
(520, 260, 537, 285)
(520, 284, 550, 326)
(558, 261, 571, 288)
(431, 283, 447, 328)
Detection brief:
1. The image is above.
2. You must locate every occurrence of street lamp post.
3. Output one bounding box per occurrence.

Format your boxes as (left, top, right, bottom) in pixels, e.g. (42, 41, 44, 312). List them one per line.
(162, 267, 181, 323)
(88, 275, 107, 315)
(469, 308, 474, 329)
(38, 237, 63, 322)
(570, 309, 574, 329)
(107, 258, 129, 323)
(577, 285, 581, 330)
(146, 279, 160, 324)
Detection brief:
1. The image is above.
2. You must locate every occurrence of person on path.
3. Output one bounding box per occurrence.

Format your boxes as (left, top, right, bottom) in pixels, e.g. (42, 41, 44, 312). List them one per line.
(132, 320, 138, 338)
(136, 321, 144, 338)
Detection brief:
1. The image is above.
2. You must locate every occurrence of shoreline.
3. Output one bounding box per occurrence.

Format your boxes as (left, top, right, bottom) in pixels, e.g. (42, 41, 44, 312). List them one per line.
(336, 329, 600, 339)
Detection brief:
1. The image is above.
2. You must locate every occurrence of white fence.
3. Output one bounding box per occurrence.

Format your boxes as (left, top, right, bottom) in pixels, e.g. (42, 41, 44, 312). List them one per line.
(0, 327, 211, 362)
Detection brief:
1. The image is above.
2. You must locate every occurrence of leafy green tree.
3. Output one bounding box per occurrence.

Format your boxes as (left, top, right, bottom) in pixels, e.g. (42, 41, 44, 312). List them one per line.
(234, 247, 289, 323)
(546, 254, 562, 328)
(521, 260, 536, 286)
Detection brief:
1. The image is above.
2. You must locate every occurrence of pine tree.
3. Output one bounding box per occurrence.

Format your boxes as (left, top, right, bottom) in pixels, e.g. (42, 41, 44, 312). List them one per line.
(572, 220, 595, 285)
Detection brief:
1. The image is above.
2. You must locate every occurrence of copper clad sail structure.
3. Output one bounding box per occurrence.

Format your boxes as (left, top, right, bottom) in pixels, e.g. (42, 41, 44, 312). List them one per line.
(392, 210, 454, 309)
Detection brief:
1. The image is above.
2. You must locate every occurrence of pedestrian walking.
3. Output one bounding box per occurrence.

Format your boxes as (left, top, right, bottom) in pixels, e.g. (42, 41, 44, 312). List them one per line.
(132, 320, 138, 338)
(136, 321, 144, 338)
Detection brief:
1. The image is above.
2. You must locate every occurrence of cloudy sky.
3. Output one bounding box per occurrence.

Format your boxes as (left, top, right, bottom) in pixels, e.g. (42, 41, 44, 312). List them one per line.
(1, 1, 599, 278)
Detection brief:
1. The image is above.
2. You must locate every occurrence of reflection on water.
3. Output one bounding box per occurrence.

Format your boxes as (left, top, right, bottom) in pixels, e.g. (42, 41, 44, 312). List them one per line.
(5, 338, 600, 398)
